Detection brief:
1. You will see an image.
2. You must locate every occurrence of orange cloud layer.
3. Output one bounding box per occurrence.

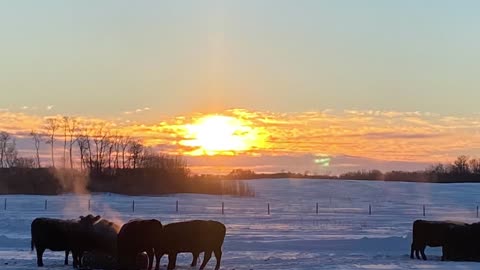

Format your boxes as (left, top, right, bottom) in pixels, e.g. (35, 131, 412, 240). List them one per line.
(1, 109, 480, 165)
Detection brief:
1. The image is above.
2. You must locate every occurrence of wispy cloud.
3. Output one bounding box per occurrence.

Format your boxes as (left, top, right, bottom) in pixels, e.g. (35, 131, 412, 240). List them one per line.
(124, 107, 151, 115)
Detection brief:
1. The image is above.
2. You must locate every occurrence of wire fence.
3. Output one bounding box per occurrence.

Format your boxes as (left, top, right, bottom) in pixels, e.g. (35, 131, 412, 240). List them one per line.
(2, 197, 480, 220)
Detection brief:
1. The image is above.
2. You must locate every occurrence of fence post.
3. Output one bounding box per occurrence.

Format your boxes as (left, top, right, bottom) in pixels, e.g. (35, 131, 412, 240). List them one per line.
(44, 199, 47, 210)
(268, 203, 270, 215)
(423, 205, 425, 217)
(4, 198, 6, 210)
(176, 200, 179, 213)
(369, 204, 371, 215)
(316, 202, 319, 215)
(222, 202, 224, 215)
(88, 199, 91, 211)
(477, 205, 478, 218)
(132, 200, 135, 212)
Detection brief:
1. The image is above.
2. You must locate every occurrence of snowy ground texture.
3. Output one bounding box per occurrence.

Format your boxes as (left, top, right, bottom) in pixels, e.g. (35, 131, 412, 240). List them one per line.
(2, 178, 480, 270)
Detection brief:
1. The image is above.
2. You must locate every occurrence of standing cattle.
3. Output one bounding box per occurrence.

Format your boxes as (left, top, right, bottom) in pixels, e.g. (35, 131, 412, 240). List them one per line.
(443, 222, 480, 261)
(31, 215, 101, 268)
(85, 217, 121, 255)
(155, 220, 226, 270)
(117, 219, 163, 270)
(410, 219, 466, 260)
(79, 216, 121, 269)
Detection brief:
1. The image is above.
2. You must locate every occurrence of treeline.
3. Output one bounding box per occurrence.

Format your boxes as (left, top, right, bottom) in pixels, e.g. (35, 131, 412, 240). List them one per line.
(338, 155, 480, 183)
(0, 117, 254, 196)
(224, 156, 480, 183)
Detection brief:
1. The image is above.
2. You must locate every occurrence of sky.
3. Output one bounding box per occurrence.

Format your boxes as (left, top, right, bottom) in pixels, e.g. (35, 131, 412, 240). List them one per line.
(1, 1, 480, 174)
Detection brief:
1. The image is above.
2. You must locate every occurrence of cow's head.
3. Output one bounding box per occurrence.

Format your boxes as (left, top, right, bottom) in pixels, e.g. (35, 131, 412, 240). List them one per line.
(79, 214, 102, 226)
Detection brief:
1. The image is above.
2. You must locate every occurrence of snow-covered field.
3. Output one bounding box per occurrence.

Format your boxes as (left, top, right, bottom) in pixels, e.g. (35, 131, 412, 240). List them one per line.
(2, 178, 480, 270)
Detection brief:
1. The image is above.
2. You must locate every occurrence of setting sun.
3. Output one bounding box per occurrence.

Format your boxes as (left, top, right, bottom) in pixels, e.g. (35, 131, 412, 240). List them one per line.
(181, 115, 262, 155)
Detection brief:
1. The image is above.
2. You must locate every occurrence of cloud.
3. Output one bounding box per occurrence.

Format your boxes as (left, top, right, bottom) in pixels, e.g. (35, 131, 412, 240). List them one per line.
(46, 105, 54, 110)
(124, 107, 151, 115)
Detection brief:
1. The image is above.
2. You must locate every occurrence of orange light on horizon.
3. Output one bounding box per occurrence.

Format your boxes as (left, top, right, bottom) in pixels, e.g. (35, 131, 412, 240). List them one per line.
(180, 115, 265, 156)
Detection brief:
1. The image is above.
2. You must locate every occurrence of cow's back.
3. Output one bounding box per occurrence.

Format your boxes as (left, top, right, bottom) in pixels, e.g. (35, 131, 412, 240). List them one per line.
(117, 219, 162, 253)
(163, 220, 226, 252)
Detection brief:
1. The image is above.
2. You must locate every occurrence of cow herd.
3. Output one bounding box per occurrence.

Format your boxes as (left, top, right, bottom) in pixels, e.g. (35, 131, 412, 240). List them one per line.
(411, 219, 480, 261)
(30, 215, 480, 269)
(30, 215, 226, 270)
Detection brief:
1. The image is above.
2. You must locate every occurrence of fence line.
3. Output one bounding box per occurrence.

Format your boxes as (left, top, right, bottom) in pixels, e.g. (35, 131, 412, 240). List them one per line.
(1, 198, 480, 219)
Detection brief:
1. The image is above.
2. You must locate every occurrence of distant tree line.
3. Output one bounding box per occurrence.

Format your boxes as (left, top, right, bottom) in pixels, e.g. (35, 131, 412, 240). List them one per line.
(337, 155, 480, 183)
(223, 156, 480, 184)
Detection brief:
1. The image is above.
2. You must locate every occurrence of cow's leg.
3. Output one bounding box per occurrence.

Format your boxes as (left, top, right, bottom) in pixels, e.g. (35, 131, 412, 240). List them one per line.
(146, 249, 154, 270)
(410, 244, 415, 259)
(36, 247, 45, 267)
(191, 252, 199, 267)
(199, 250, 212, 270)
(213, 249, 222, 270)
(154, 252, 163, 270)
(72, 250, 83, 269)
(65, 250, 69, 265)
(72, 251, 78, 269)
(415, 249, 421, 260)
(167, 253, 177, 270)
(78, 251, 84, 268)
(421, 247, 427, 260)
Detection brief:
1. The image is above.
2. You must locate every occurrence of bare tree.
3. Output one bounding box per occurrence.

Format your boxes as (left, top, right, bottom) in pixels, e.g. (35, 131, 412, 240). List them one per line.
(4, 138, 17, 168)
(452, 155, 470, 174)
(30, 130, 42, 168)
(119, 136, 131, 169)
(14, 157, 35, 168)
(0, 131, 10, 168)
(45, 118, 59, 168)
(76, 134, 88, 171)
(67, 118, 78, 169)
(128, 140, 143, 169)
(62, 116, 69, 168)
(469, 158, 480, 174)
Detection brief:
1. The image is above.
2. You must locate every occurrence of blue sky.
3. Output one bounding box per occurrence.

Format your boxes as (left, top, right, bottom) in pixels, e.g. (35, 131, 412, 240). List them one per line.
(1, 1, 480, 173)
(1, 1, 480, 117)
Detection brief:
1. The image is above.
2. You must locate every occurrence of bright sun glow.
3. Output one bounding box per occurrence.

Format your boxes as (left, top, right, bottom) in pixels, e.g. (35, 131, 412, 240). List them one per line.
(181, 115, 262, 155)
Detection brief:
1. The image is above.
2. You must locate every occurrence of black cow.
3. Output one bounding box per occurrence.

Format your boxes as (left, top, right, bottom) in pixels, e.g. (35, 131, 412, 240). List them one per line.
(31, 215, 101, 268)
(117, 219, 163, 270)
(410, 219, 466, 260)
(78, 216, 121, 269)
(444, 222, 480, 261)
(155, 220, 226, 270)
(86, 217, 121, 255)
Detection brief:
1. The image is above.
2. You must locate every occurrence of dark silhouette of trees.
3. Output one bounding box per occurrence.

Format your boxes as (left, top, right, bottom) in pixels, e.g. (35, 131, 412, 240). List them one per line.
(339, 169, 383, 180)
(14, 157, 35, 168)
(119, 136, 131, 169)
(227, 169, 256, 179)
(452, 155, 469, 175)
(128, 140, 143, 169)
(469, 158, 480, 174)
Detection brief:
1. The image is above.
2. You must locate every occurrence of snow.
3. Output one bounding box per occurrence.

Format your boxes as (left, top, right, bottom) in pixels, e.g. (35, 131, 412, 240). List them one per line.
(2, 178, 480, 269)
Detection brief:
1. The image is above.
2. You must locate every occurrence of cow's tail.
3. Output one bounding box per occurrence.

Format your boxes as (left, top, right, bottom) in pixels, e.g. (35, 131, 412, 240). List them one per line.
(31, 239, 34, 252)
